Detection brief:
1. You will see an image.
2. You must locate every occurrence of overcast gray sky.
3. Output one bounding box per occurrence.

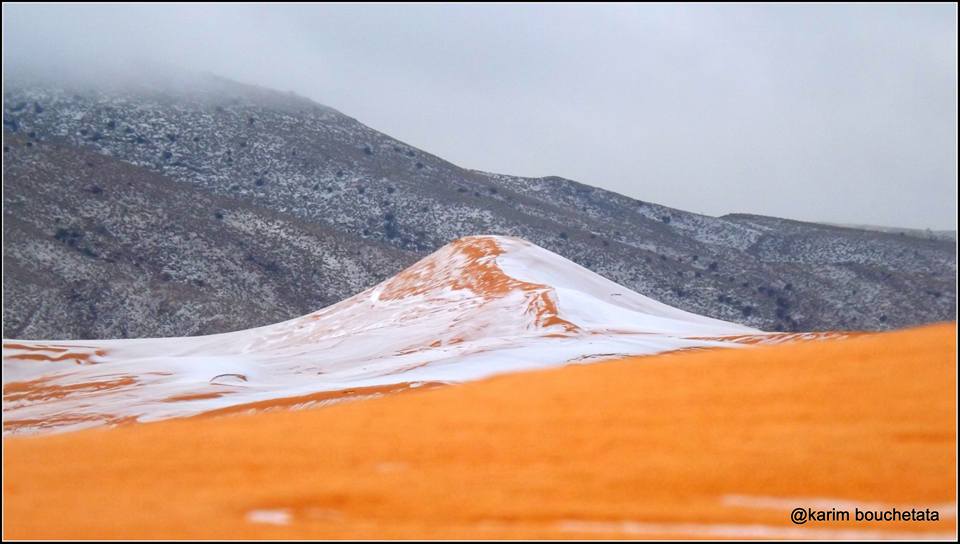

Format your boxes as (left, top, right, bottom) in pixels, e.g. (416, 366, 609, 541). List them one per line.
(3, 3, 957, 229)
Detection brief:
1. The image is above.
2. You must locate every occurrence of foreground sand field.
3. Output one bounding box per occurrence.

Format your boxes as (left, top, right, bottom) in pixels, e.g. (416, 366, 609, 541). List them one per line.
(3, 323, 956, 539)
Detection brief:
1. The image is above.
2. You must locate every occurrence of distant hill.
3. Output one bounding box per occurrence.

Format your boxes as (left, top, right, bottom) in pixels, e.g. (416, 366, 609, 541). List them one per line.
(3, 73, 956, 338)
(820, 222, 956, 242)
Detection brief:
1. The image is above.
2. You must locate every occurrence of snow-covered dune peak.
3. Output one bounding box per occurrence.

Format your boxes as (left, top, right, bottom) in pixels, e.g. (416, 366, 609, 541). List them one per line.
(4, 235, 776, 436)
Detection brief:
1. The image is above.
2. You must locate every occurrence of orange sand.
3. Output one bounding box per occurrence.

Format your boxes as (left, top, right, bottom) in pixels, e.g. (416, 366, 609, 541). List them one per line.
(1, 343, 106, 364)
(3, 323, 956, 539)
(378, 236, 578, 332)
(190, 381, 447, 418)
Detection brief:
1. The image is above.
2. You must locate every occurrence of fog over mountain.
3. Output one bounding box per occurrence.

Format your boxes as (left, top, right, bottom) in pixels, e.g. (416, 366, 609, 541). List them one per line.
(2, 74, 955, 339)
(3, 3, 957, 230)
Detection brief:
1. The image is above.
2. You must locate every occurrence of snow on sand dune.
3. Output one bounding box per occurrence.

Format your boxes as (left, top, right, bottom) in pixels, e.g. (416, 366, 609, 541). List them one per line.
(4, 235, 796, 436)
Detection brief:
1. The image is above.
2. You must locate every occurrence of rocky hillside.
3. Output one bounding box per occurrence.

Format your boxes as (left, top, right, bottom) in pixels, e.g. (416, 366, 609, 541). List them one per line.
(3, 74, 955, 339)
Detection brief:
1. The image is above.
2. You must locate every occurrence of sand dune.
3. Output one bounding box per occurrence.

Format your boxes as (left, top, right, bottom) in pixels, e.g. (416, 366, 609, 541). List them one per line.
(4, 323, 955, 539)
(4, 235, 769, 436)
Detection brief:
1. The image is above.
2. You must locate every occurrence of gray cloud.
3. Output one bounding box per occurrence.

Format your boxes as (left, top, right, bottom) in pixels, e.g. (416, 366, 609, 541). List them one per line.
(3, 3, 956, 229)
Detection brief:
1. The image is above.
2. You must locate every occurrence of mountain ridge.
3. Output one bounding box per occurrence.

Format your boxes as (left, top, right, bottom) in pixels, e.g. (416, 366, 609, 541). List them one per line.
(2, 73, 956, 338)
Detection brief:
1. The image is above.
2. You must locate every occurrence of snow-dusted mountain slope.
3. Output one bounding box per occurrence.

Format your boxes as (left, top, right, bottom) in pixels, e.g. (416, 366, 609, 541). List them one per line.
(4, 235, 833, 437)
(4, 75, 955, 339)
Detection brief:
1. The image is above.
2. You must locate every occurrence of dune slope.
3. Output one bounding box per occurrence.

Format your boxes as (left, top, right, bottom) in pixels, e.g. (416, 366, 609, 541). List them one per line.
(3, 323, 955, 539)
(4, 235, 775, 436)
